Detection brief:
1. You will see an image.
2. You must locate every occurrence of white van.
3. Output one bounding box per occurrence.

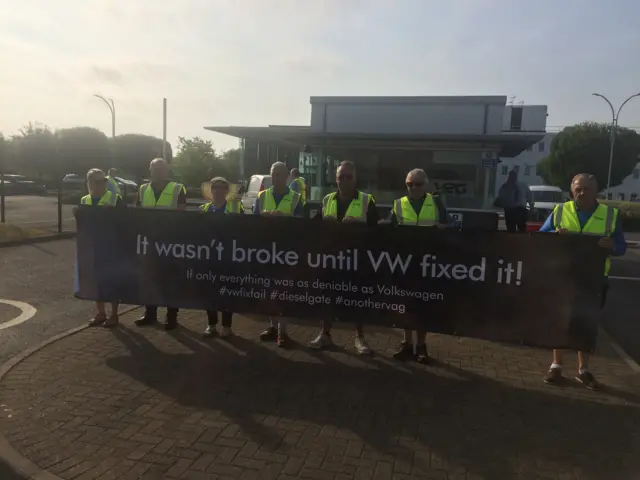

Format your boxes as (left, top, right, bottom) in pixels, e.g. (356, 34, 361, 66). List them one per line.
(241, 175, 272, 213)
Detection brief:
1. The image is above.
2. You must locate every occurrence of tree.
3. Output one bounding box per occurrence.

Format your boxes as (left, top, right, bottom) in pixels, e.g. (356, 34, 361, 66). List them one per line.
(537, 122, 640, 191)
(12, 122, 58, 180)
(219, 148, 242, 182)
(172, 136, 226, 186)
(111, 134, 172, 179)
(55, 127, 111, 176)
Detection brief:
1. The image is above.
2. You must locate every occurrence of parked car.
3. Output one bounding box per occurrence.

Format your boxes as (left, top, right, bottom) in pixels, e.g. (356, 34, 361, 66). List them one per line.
(241, 175, 272, 213)
(526, 185, 566, 231)
(0, 174, 46, 195)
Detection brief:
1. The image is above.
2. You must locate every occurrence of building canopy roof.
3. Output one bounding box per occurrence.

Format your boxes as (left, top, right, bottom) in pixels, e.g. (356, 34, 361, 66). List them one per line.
(204, 125, 544, 157)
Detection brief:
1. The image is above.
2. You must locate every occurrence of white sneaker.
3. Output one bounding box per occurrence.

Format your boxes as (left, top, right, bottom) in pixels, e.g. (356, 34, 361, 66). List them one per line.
(354, 336, 371, 355)
(309, 332, 333, 349)
(220, 326, 232, 338)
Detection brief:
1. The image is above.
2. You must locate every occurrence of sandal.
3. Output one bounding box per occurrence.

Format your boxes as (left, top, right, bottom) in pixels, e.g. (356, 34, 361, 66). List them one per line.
(103, 314, 119, 327)
(89, 314, 107, 327)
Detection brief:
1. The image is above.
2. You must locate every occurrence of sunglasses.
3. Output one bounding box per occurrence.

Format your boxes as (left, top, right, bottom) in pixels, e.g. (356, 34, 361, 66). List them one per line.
(406, 182, 424, 188)
(338, 174, 353, 181)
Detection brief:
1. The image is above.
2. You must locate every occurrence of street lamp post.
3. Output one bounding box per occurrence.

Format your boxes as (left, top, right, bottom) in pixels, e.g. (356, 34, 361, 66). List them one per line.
(94, 94, 116, 140)
(592, 92, 640, 197)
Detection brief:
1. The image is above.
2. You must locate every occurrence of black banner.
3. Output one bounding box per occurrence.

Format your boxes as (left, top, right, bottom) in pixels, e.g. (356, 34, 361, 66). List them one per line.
(75, 207, 606, 351)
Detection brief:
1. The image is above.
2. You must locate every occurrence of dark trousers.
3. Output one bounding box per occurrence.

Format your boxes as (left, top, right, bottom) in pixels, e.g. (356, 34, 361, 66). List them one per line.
(504, 207, 528, 232)
(145, 306, 179, 321)
(207, 310, 232, 327)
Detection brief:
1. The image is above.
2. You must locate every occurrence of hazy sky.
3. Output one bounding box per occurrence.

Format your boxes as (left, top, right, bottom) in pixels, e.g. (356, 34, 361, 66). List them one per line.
(1, 0, 639, 151)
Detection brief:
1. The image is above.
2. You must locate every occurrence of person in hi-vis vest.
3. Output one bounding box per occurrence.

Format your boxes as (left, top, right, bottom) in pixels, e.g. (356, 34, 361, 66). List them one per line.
(106, 168, 122, 197)
(135, 158, 187, 331)
(386, 168, 449, 364)
(255, 162, 303, 348)
(288, 168, 308, 216)
(80, 168, 123, 327)
(539, 173, 627, 390)
(201, 176, 244, 338)
(309, 160, 379, 355)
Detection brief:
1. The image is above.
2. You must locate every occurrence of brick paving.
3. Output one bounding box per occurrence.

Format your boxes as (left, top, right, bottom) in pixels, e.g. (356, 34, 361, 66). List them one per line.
(1, 311, 639, 480)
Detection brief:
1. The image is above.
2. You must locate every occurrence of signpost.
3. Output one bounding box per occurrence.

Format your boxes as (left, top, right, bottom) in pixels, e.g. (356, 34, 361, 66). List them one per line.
(482, 151, 499, 169)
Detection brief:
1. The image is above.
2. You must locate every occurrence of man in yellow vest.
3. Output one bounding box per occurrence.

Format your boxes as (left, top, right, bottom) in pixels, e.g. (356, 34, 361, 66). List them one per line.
(200, 176, 244, 338)
(309, 160, 379, 355)
(135, 158, 187, 331)
(81, 168, 123, 328)
(106, 168, 122, 197)
(540, 173, 627, 390)
(388, 168, 449, 364)
(256, 162, 303, 347)
(288, 168, 308, 215)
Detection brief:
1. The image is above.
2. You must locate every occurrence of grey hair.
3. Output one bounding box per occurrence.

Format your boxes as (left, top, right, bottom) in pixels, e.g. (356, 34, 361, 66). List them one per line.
(210, 176, 230, 186)
(572, 173, 597, 187)
(270, 161, 287, 174)
(86, 168, 105, 182)
(407, 168, 428, 182)
(150, 157, 167, 168)
(338, 160, 356, 171)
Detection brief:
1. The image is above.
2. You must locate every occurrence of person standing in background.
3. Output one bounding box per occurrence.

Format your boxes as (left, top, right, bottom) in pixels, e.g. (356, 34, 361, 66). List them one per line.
(200, 177, 244, 338)
(106, 168, 121, 197)
(288, 168, 308, 217)
(135, 158, 187, 331)
(496, 170, 533, 232)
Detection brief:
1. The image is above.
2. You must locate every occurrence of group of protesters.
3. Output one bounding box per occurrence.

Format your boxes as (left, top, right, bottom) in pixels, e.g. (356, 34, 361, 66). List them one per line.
(79, 157, 625, 391)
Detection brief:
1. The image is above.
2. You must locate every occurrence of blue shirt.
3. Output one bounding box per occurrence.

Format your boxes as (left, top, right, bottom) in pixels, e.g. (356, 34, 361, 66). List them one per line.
(538, 203, 627, 257)
(253, 187, 304, 217)
(289, 178, 302, 194)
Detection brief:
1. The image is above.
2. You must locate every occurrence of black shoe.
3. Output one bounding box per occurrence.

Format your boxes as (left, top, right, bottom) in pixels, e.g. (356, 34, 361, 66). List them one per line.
(260, 326, 278, 342)
(204, 325, 218, 338)
(392, 342, 416, 361)
(575, 371, 599, 390)
(416, 344, 431, 364)
(164, 318, 178, 331)
(135, 316, 157, 327)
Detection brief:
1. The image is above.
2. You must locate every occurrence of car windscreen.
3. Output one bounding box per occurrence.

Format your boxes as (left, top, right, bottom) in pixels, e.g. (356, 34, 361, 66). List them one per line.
(533, 190, 564, 203)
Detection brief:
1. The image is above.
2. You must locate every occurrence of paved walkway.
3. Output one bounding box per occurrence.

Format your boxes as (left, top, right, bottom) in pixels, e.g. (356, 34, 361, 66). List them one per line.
(0, 311, 639, 480)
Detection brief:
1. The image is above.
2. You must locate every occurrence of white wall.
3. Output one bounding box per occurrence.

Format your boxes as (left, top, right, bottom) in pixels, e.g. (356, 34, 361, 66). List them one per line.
(495, 133, 555, 190)
(605, 164, 640, 201)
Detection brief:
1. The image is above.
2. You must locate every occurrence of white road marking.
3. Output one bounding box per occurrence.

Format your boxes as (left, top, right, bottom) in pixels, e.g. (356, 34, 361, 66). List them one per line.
(0, 300, 37, 330)
(609, 276, 640, 281)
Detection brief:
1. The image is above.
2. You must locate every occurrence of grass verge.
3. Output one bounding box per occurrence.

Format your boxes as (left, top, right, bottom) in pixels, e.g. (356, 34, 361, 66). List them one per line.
(0, 224, 50, 244)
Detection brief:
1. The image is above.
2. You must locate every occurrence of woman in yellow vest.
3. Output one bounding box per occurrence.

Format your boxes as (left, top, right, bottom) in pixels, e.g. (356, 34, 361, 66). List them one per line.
(81, 168, 123, 328)
(255, 162, 303, 348)
(200, 177, 244, 338)
(539, 173, 627, 390)
(388, 169, 449, 364)
(308, 160, 379, 355)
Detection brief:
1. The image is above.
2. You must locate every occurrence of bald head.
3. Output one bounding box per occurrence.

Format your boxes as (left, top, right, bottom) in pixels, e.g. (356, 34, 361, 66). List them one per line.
(270, 161, 289, 191)
(150, 157, 170, 183)
(571, 173, 598, 210)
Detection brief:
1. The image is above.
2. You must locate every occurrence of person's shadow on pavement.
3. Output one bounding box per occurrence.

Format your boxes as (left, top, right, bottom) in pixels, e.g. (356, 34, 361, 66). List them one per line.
(106, 325, 640, 480)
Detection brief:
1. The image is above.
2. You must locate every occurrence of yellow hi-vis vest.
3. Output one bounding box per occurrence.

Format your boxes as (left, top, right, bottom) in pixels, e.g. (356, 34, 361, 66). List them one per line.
(139, 182, 185, 209)
(292, 177, 307, 204)
(200, 200, 243, 214)
(257, 188, 300, 215)
(393, 194, 438, 226)
(322, 191, 373, 222)
(553, 201, 618, 276)
(80, 191, 118, 206)
(106, 176, 121, 196)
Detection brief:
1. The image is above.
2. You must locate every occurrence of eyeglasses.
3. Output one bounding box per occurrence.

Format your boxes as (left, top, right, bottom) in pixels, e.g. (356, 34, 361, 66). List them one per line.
(406, 182, 424, 188)
(338, 174, 353, 181)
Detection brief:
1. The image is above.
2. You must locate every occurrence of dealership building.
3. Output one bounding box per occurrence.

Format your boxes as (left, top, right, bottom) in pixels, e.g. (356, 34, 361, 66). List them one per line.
(205, 95, 547, 210)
